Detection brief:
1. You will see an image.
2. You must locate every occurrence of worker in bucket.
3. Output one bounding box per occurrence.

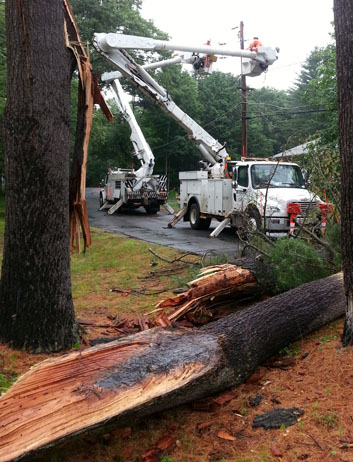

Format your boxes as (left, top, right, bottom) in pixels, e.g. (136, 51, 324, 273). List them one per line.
(247, 37, 263, 52)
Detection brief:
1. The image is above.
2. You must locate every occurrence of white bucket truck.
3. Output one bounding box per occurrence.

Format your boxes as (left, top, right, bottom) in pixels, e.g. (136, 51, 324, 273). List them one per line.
(178, 158, 329, 237)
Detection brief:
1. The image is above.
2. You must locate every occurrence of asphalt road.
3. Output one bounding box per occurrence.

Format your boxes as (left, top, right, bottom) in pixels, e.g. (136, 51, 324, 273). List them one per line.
(86, 188, 240, 257)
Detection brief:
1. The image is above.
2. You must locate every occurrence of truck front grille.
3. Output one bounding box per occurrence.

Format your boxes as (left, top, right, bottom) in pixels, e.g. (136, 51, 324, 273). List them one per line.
(291, 201, 318, 214)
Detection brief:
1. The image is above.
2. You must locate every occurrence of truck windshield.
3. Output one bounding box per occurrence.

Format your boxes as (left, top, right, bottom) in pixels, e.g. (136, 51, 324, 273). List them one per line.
(251, 164, 306, 189)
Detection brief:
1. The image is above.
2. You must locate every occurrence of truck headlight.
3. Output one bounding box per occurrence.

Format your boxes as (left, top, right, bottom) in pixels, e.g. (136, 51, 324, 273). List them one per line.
(268, 206, 281, 212)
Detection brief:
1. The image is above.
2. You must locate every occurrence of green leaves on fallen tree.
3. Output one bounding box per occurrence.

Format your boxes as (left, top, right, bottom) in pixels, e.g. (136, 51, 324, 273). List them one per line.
(269, 237, 333, 292)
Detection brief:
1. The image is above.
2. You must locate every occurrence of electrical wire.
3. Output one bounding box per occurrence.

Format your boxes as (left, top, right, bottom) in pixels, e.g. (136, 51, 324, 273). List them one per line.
(246, 102, 309, 110)
(149, 106, 331, 151)
(245, 108, 334, 120)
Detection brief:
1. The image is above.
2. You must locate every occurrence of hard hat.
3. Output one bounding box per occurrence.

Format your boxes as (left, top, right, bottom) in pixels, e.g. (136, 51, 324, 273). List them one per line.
(226, 156, 231, 161)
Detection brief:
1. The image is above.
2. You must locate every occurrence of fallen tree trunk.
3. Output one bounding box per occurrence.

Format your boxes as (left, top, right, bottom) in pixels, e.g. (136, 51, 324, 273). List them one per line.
(0, 273, 344, 461)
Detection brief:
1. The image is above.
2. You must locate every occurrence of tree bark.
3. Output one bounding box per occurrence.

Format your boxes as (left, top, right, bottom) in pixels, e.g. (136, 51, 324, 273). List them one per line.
(0, 273, 344, 462)
(0, 1, 79, 351)
(333, 0, 353, 345)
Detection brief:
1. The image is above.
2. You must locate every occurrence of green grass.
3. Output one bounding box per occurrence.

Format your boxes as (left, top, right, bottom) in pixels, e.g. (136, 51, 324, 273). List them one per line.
(70, 228, 201, 316)
(0, 195, 199, 318)
(71, 231, 154, 293)
(0, 373, 17, 396)
(167, 189, 180, 212)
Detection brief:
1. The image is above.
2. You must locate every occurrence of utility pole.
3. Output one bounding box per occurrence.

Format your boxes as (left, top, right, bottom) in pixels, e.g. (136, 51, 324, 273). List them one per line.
(239, 21, 247, 158)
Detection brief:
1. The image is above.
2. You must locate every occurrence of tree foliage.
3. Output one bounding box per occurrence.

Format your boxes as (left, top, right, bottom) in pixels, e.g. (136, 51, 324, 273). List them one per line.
(270, 238, 332, 292)
(197, 72, 241, 154)
(294, 42, 339, 208)
(69, 0, 167, 73)
(70, 0, 164, 42)
(247, 87, 295, 157)
(139, 66, 202, 187)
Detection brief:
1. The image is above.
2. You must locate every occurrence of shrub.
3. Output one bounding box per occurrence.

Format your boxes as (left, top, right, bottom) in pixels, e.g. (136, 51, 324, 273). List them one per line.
(269, 238, 332, 291)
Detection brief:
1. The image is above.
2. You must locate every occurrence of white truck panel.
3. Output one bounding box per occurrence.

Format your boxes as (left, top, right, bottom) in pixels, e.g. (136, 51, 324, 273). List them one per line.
(180, 180, 202, 197)
(203, 179, 232, 215)
(179, 171, 208, 180)
(180, 177, 232, 218)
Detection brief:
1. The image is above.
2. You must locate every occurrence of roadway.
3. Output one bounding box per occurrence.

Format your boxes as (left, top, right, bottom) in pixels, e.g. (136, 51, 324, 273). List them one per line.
(86, 188, 240, 257)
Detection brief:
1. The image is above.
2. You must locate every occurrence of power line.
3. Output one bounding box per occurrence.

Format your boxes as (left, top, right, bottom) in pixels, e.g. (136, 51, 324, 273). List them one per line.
(150, 107, 331, 151)
(245, 108, 334, 120)
(246, 102, 308, 110)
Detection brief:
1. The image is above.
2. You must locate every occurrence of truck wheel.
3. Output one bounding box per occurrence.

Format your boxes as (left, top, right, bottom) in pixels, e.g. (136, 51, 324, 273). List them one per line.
(189, 203, 211, 230)
(189, 203, 201, 229)
(246, 208, 261, 232)
(199, 217, 212, 230)
(145, 208, 158, 214)
(145, 205, 160, 214)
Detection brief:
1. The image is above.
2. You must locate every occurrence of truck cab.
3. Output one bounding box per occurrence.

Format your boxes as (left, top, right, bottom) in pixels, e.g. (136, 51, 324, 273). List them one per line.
(232, 160, 321, 233)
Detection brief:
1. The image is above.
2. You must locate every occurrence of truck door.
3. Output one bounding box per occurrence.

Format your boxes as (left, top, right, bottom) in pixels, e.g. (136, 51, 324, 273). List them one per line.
(233, 165, 250, 212)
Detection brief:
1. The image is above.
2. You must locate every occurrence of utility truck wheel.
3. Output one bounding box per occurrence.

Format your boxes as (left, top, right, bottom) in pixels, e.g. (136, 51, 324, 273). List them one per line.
(237, 208, 262, 239)
(189, 203, 201, 229)
(199, 217, 212, 230)
(189, 203, 211, 230)
(145, 207, 158, 215)
(247, 208, 261, 232)
(144, 205, 160, 214)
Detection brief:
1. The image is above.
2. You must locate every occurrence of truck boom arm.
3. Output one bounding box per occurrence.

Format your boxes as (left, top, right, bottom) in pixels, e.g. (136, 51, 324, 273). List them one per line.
(93, 32, 278, 169)
(93, 33, 231, 166)
(108, 78, 155, 178)
(95, 33, 277, 70)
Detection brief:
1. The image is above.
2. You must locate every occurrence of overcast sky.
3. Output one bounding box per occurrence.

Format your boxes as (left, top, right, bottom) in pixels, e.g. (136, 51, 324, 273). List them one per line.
(140, 0, 334, 91)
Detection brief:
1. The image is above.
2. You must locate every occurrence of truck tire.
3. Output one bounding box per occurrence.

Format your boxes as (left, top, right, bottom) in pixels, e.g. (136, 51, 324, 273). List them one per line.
(145, 207, 159, 215)
(236, 208, 261, 240)
(246, 208, 262, 232)
(189, 203, 211, 230)
(200, 216, 212, 230)
(145, 206, 160, 214)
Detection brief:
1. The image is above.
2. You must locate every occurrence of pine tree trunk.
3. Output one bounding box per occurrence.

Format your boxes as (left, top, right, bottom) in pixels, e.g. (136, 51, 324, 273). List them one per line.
(334, 0, 353, 345)
(0, 1, 79, 352)
(0, 273, 344, 462)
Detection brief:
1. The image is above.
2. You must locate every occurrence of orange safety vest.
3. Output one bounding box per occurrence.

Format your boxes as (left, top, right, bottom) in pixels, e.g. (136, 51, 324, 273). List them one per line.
(248, 39, 263, 51)
(224, 162, 232, 179)
(204, 41, 211, 68)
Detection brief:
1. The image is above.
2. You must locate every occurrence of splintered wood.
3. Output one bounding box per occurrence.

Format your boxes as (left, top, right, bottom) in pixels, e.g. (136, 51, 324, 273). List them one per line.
(64, 0, 113, 253)
(150, 264, 257, 322)
(0, 329, 221, 462)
